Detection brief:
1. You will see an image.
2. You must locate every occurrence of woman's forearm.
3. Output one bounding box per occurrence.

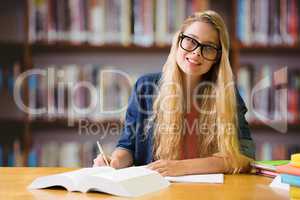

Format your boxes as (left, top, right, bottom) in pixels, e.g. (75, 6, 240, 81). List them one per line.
(180, 156, 229, 175)
(182, 155, 252, 175)
(180, 155, 251, 175)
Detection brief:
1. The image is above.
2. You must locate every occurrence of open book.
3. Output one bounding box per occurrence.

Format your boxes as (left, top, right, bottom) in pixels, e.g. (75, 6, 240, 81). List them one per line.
(28, 166, 224, 197)
(28, 166, 170, 197)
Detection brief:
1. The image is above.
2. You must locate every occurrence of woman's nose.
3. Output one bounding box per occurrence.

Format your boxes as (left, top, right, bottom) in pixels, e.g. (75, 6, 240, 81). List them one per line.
(192, 46, 202, 57)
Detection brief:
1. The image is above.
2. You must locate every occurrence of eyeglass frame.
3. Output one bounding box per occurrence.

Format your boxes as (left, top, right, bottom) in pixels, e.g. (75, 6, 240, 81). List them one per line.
(178, 33, 222, 61)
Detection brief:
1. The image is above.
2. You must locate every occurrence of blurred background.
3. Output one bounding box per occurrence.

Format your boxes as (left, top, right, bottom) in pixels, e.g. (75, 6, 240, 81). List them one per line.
(0, 0, 299, 167)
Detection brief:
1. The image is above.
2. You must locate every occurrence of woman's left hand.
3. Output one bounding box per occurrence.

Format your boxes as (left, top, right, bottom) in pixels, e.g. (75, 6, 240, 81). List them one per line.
(147, 160, 185, 176)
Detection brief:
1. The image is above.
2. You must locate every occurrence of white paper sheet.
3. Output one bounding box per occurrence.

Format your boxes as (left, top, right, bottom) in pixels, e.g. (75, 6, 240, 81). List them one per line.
(165, 173, 224, 184)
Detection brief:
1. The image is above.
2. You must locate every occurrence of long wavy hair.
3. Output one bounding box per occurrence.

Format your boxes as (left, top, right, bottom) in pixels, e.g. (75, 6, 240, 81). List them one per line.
(151, 10, 250, 173)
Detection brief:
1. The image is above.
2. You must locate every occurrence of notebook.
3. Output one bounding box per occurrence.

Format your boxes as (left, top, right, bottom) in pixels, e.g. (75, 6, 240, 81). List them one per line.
(251, 160, 290, 171)
(281, 174, 300, 187)
(277, 164, 300, 176)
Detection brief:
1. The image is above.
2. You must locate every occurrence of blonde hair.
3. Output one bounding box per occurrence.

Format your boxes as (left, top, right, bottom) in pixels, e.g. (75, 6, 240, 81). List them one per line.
(151, 10, 250, 173)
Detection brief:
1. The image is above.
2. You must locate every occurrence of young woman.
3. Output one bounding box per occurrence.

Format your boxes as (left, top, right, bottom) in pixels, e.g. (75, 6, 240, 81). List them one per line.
(93, 10, 255, 176)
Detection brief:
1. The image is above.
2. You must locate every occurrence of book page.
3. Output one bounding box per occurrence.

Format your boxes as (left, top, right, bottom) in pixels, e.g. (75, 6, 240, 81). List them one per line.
(165, 174, 224, 183)
(91, 166, 157, 182)
(85, 166, 170, 197)
(62, 167, 115, 179)
(63, 167, 116, 188)
(28, 167, 116, 191)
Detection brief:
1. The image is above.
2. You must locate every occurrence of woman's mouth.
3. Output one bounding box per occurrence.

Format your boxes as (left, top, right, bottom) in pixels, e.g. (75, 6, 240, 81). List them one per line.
(186, 57, 201, 66)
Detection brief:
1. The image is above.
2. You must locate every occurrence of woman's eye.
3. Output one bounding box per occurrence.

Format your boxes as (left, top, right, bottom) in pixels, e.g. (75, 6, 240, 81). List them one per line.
(188, 38, 198, 45)
(204, 46, 215, 53)
(185, 38, 193, 43)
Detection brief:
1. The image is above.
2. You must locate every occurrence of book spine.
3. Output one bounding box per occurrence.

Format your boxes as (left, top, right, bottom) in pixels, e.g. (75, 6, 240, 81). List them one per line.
(281, 174, 300, 187)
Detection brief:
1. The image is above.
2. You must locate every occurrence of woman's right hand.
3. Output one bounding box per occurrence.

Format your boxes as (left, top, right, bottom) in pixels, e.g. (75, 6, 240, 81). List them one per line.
(93, 154, 110, 167)
(93, 154, 121, 168)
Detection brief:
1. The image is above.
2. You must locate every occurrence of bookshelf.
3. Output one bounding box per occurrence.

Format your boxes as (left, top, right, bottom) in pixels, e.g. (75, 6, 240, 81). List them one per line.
(31, 42, 171, 53)
(0, 0, 299, 166)
(238, 44, 300, 53)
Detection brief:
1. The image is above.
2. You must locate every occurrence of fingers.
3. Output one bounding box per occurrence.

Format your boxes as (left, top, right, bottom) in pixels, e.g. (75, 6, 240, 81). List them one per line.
(147, 160, 164, 170)
(93, 155, 104, 167)
(110, 158, 121, 169)
(93, 154, 123, 169)
(93, 154, 111, 167)
(147, 160, 168, 176)
(160, 171, 168, 177)
(149, 166, 168, 176)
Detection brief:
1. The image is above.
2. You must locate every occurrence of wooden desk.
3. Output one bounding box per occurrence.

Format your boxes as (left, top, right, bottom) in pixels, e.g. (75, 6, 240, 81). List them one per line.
(0, 167, 289, 200)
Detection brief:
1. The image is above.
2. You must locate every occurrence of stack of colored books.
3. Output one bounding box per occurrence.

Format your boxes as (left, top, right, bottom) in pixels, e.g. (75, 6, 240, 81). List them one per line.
(251, 160, 290, 178)
(276, 154, 300, 199)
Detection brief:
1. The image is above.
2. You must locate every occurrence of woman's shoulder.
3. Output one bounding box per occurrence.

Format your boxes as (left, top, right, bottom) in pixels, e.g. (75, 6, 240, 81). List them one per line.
(135, 72, 162, 86)
(132, 73, 161, 97)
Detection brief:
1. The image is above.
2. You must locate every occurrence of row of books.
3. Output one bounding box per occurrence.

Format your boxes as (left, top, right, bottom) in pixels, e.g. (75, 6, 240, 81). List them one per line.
(31, 141, 98, 167)
(0, 140, 23, 167)
(28, 0, 208, 46)
(2, 61, 300, 125)
(0, 62, 21, 95)
(237, 65, 300, 126)
(2, 139, 299, 167)
(0, 139, 118, 167)
(236, 0, 300, 46)
(26, 65, 136, 121)
(256, 142, 300, 161)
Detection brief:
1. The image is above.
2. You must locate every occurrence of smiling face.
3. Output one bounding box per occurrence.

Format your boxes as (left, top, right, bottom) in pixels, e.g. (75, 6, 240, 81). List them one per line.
(176, 21, 220, 78)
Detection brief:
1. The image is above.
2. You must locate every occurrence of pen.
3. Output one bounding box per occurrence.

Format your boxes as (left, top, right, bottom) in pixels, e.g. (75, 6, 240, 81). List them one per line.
(96, 141, 109, 166)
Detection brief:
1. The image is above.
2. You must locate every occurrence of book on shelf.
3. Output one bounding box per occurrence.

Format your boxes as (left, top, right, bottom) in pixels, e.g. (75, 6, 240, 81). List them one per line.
(133, 0, 154, 46)
(27, 64, 133, 121)
(0, 139, 24, 167)
(0, 62, 24, 120)
(237, 64, 300, 125)
(28, 0, 208, 46)
(12, 140, 23, 167)
(237, 64, 254, 121)
(34, 141, 97, 167)
(28, 166, 224, 197)
(236, 0, 299, 46)
(256, 142, 300, 161)
(0, 144, 3, 166)
(0, 62, 21, 95)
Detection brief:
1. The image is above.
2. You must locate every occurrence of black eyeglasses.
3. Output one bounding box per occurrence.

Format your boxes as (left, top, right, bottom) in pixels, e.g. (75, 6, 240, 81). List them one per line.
(179, 33, 221, 61)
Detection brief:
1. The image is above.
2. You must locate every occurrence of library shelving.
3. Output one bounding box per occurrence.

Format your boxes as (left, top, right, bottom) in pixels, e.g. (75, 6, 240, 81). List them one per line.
(30, 42, 171, 53)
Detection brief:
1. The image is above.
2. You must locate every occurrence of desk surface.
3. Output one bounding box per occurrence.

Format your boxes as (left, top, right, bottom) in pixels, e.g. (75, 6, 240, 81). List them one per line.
(0, 167, 289, 200)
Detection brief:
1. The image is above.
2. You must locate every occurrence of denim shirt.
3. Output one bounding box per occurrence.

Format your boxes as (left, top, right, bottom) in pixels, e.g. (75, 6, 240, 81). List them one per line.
(116, 73, 255, 166)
